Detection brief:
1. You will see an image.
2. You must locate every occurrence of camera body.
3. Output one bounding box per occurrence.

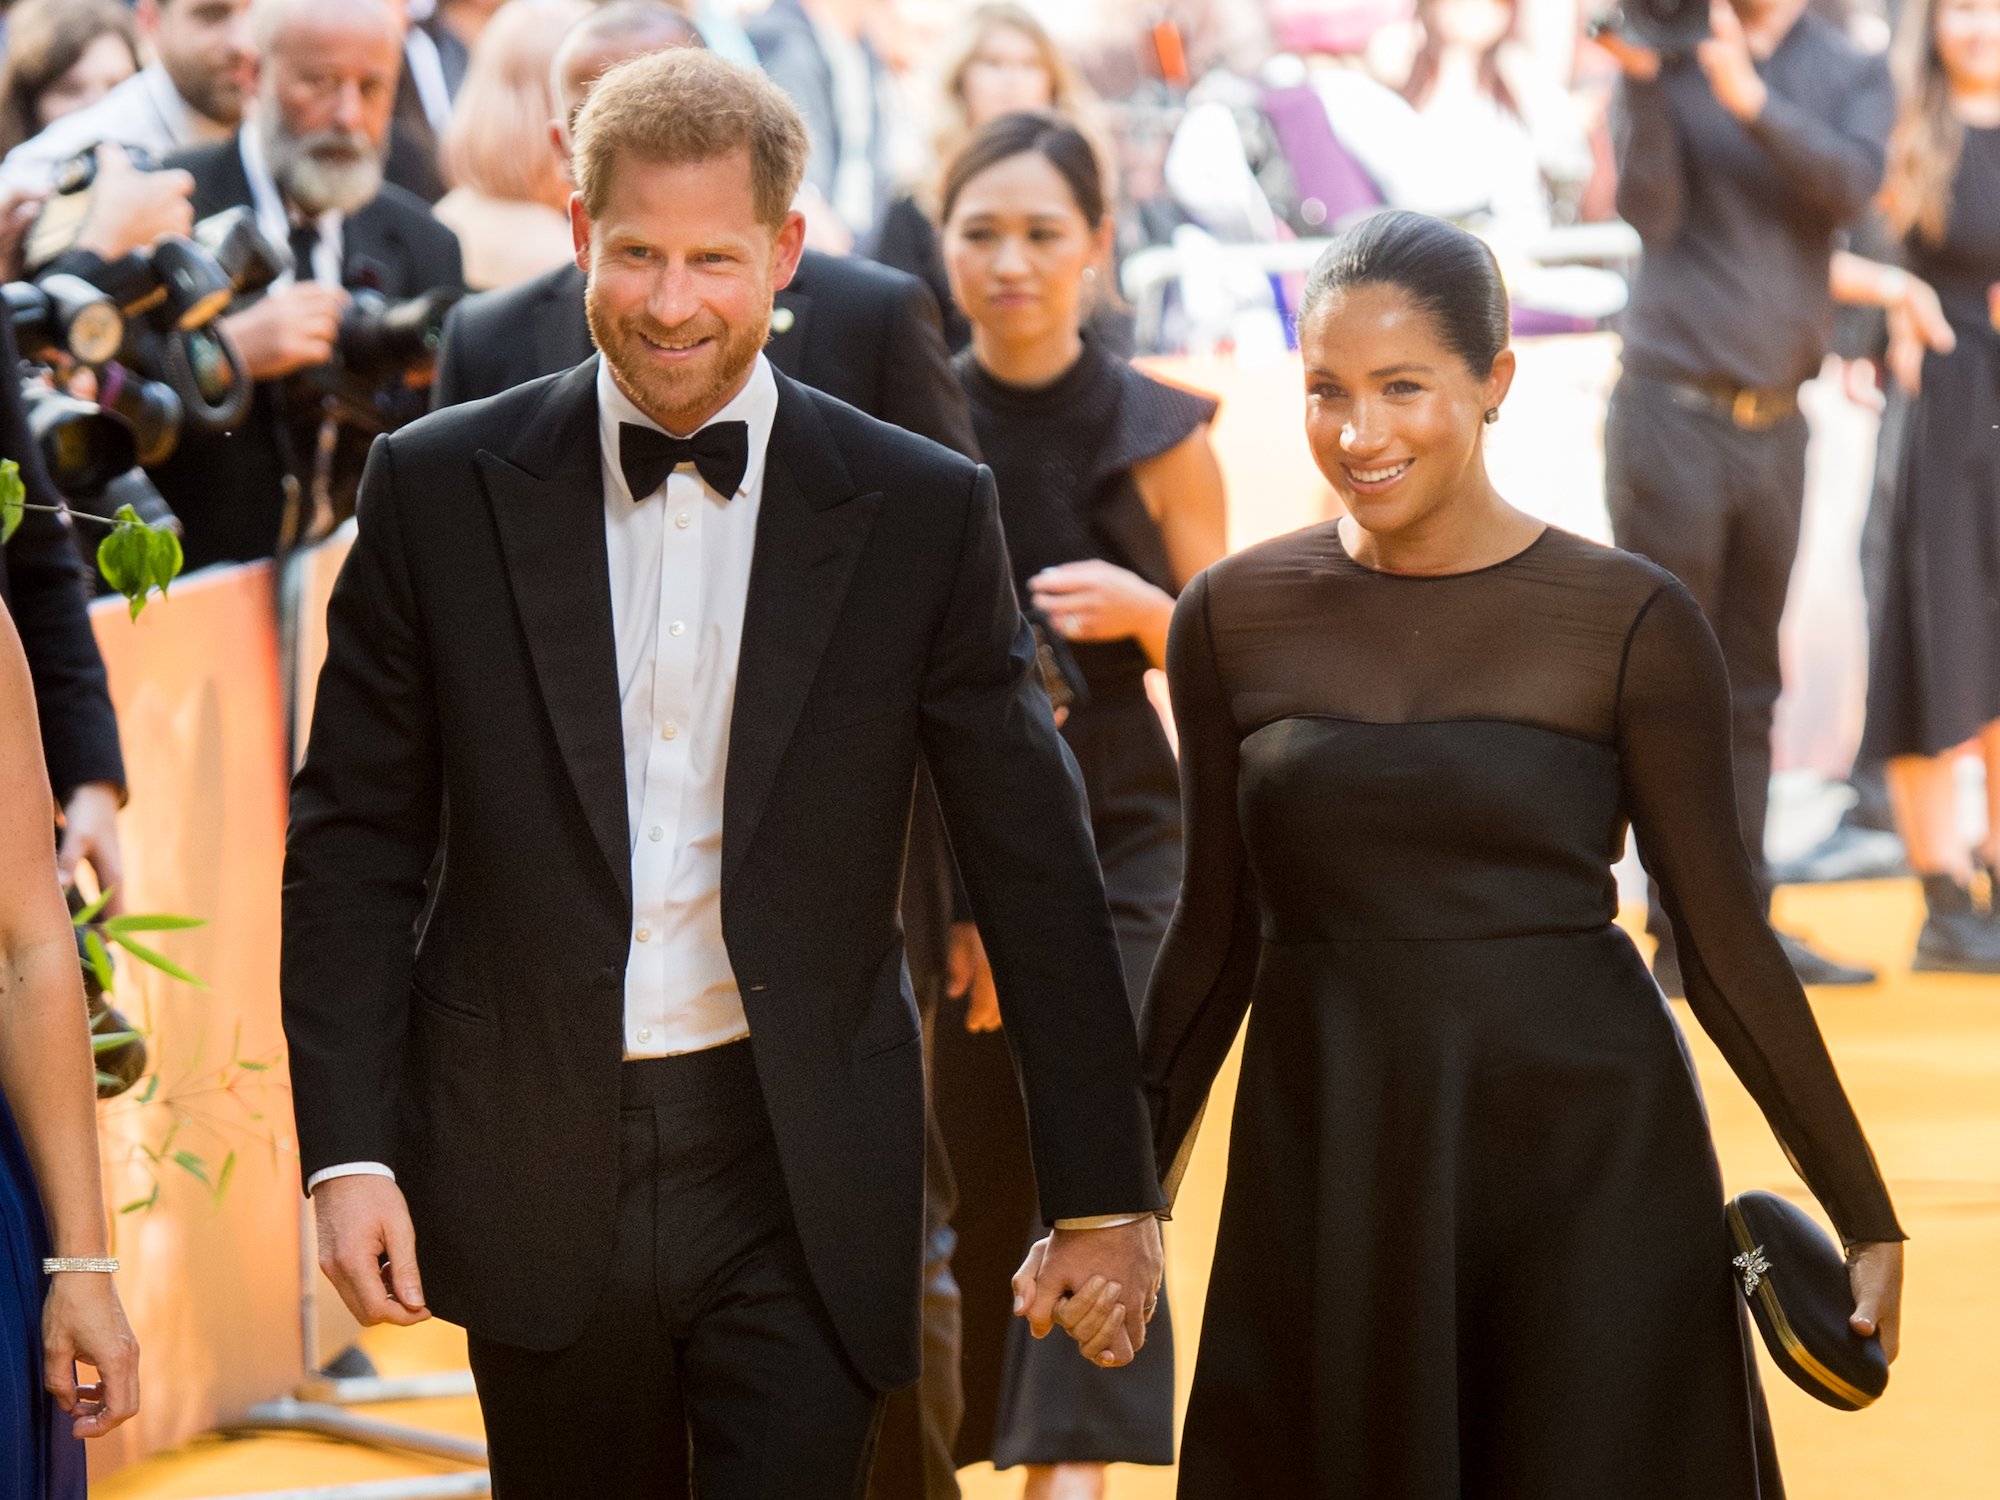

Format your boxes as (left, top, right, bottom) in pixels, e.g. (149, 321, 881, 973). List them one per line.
(1593, 0, 1711, 54)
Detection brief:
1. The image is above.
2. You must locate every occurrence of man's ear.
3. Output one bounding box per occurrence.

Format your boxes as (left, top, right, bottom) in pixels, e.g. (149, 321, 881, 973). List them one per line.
(771, 208, 808, 291)
(569, 193, 591, 272)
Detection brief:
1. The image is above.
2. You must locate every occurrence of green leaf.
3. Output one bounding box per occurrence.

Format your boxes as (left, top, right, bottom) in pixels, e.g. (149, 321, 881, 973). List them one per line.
(213, 1150, 236, 1201)
(99, 914, 205, 933)
(0, 459, 23, 544)
(71, 888, 113, 926)
(91, 1030, 142, 1054)
(82, 929, 115, 994)
(171, 1149, 209, 1185)
(235, 1058, 273, 1072)
(96, 1069, 122, 1092)
(144, 525, 183, 601)
(137, 1074, 159, 1104)
(95, 513, 147, 606)
(119, 1185, 161, 1215)
(105, 932, 206, 988)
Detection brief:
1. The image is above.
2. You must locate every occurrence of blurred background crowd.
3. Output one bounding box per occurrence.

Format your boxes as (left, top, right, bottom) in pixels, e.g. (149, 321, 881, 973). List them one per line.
(0, 0, 1995, 1495)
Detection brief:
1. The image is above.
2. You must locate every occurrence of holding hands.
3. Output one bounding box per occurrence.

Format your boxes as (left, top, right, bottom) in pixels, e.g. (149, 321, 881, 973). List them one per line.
(1012, 1217, 1164, 1368)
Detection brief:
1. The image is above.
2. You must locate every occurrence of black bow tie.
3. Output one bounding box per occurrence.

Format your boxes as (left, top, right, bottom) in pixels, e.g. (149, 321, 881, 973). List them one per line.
(618, 420, 750, 502)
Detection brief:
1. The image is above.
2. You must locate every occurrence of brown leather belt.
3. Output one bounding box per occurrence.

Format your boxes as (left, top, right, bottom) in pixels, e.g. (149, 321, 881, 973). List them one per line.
(1641, 374, 1801, 432)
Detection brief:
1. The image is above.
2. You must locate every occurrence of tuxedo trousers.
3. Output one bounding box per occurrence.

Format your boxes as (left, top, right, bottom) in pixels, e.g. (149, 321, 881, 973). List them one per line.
(465, 1040, 884, 1498)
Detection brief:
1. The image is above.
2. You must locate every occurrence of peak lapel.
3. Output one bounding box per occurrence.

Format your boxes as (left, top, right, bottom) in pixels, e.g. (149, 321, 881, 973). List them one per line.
(476, 359, 630, 903)
(723, 376, 881, 878)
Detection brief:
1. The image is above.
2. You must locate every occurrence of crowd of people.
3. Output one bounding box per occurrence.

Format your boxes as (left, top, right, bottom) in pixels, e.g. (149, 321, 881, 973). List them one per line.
(0, 0, 1992, 1497)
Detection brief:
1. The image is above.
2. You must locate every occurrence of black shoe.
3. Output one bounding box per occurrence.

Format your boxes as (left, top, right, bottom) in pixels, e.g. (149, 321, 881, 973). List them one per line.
(1767, 819, 1910, 886)
(1650, 938, 1684, 998)
(1911, 874, 2000, 974)
(1777, 930, 1877, 986)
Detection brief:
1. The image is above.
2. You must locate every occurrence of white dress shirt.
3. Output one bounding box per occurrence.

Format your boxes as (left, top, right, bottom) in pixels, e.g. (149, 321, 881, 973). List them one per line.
(306, 356, 776, 1194)
(0, 66, 234, 193)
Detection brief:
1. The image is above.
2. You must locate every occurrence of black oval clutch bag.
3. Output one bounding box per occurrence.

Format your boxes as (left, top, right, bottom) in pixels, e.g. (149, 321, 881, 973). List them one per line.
(1726, 1191, 1888, 1411)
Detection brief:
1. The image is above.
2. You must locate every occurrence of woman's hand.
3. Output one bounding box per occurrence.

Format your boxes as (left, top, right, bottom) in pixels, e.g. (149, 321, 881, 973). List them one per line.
(1885, 277, 1955, 395)
(1846, 1239, 1904, 1363)
(1029, 560, 1173, 648)
(43, 1272, 139, 1438)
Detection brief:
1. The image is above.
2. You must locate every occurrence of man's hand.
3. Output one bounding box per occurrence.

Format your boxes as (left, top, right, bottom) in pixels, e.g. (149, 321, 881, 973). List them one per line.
(948, 922, 1001, 1032)
(73, 145, 195, 261)
(58, 782, 125, 918)
(1012, 1218, 1163, 1368)
(313, 1174, 431, 1327)
(222, 282, 350, 381)
(0, 184, 44, 280)
(1698, 2, 1769, 121)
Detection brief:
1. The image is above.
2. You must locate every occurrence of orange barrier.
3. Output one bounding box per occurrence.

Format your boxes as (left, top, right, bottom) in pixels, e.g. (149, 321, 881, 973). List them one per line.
(84, 563, 304, 1475)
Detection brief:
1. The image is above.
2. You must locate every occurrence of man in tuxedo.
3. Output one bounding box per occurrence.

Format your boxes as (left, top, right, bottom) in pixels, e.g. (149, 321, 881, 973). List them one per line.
(431, 9, 973, 1495)
(284, 48, 1162, 1498)
(150, 0, 463, 571)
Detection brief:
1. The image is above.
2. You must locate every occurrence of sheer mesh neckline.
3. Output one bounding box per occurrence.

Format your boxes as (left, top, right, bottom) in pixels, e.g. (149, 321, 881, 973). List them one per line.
(1328, 522, 1555, 580)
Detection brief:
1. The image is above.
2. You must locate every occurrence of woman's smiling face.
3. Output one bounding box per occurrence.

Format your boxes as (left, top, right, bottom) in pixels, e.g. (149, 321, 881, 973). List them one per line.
(1300, 281, 1513, 544)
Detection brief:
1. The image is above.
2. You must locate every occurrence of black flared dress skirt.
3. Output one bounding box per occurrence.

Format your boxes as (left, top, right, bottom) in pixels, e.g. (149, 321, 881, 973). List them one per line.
(1862, 126, 2000, 761)
(2, 1085, 85, 1500)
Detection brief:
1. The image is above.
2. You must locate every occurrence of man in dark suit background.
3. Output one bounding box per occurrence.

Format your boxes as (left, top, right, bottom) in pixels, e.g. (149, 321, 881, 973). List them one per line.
(0, 318, 127, 911)
(150, 0, 463, 572)
(428, 10, 979, 1495)
(286, 47, 1162, 1498)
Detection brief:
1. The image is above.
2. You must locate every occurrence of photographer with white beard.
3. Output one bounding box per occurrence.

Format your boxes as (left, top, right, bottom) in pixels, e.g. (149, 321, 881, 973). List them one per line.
(148, 0, 464, 571)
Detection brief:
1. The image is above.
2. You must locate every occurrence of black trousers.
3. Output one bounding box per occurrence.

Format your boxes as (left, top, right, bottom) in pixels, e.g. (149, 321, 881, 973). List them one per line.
(466, 1041, 883, 1499)
(1605, 374, 1810, 925)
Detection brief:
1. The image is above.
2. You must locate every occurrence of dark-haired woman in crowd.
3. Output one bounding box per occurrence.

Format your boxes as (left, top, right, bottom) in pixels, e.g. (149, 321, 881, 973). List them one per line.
(938, 111, 1226, 1499)
(0, 0, 139, 157)
(873, 3, 1098, 351)
(1835, 0, 2000, 971)
(1136, 210, 1903, 1496)
(1, 596, 139, 1499)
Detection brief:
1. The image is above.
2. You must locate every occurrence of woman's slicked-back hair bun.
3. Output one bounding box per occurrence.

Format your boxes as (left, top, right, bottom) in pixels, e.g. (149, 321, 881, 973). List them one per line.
(939, 109, 1107, 228)
(1299, 211, 1510, 375)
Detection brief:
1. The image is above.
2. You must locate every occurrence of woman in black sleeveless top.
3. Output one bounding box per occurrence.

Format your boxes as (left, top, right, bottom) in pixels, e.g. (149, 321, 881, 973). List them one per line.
(932, 113, 1225, 1497)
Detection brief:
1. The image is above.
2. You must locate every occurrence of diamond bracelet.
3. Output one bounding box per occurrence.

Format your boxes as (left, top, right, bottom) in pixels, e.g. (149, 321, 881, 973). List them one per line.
(42, 1257, 119, 1275)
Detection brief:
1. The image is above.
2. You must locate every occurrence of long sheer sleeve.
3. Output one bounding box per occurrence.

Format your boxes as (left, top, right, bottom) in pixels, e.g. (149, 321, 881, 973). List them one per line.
(1617, 581, 1904, 1245)
(1141, 570, 1264, 1206)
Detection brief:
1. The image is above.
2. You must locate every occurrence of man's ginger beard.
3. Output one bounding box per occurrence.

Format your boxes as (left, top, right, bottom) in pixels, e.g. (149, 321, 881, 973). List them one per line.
(585, 271, 771, 434)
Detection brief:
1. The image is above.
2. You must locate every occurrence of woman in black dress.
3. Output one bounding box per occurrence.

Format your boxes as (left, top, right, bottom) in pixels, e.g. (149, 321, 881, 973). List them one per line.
(1135, 212, 1904, 1497)
(0, 597, 138, 1499)
(1844, 0, 2000, 970)
(934, 113, 1226, 1498)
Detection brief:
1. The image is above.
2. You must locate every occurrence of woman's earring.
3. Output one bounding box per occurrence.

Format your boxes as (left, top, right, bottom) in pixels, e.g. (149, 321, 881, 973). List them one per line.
(1082, 266, 1098, 282)
(1483, 407, 1500, 425)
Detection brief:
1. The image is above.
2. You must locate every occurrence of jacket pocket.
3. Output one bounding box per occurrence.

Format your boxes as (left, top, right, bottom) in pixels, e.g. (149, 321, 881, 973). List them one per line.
(411, 973, 492, 1028)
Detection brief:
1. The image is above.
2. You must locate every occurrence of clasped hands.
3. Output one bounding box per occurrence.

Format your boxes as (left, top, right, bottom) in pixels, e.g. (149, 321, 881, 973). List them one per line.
(1012, 1217, 1164, 1368)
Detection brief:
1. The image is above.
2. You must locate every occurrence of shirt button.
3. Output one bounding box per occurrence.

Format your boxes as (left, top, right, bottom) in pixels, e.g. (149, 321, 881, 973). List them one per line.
(648, 826, 664, 842)
(675, 512, 691, 529)
(661, 722, 679, 740)
(638, 1027, 653, 1043)
(635, 927, 651, 943)
(669, 620, 686, 637)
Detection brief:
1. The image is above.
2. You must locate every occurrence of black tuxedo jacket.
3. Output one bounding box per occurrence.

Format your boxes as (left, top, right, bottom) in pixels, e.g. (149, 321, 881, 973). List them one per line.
(282, 359, 1161, 1387)
(150, 136, 465, 570)
(430, 251, 974, 456)
(0, 317, 124, 801)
